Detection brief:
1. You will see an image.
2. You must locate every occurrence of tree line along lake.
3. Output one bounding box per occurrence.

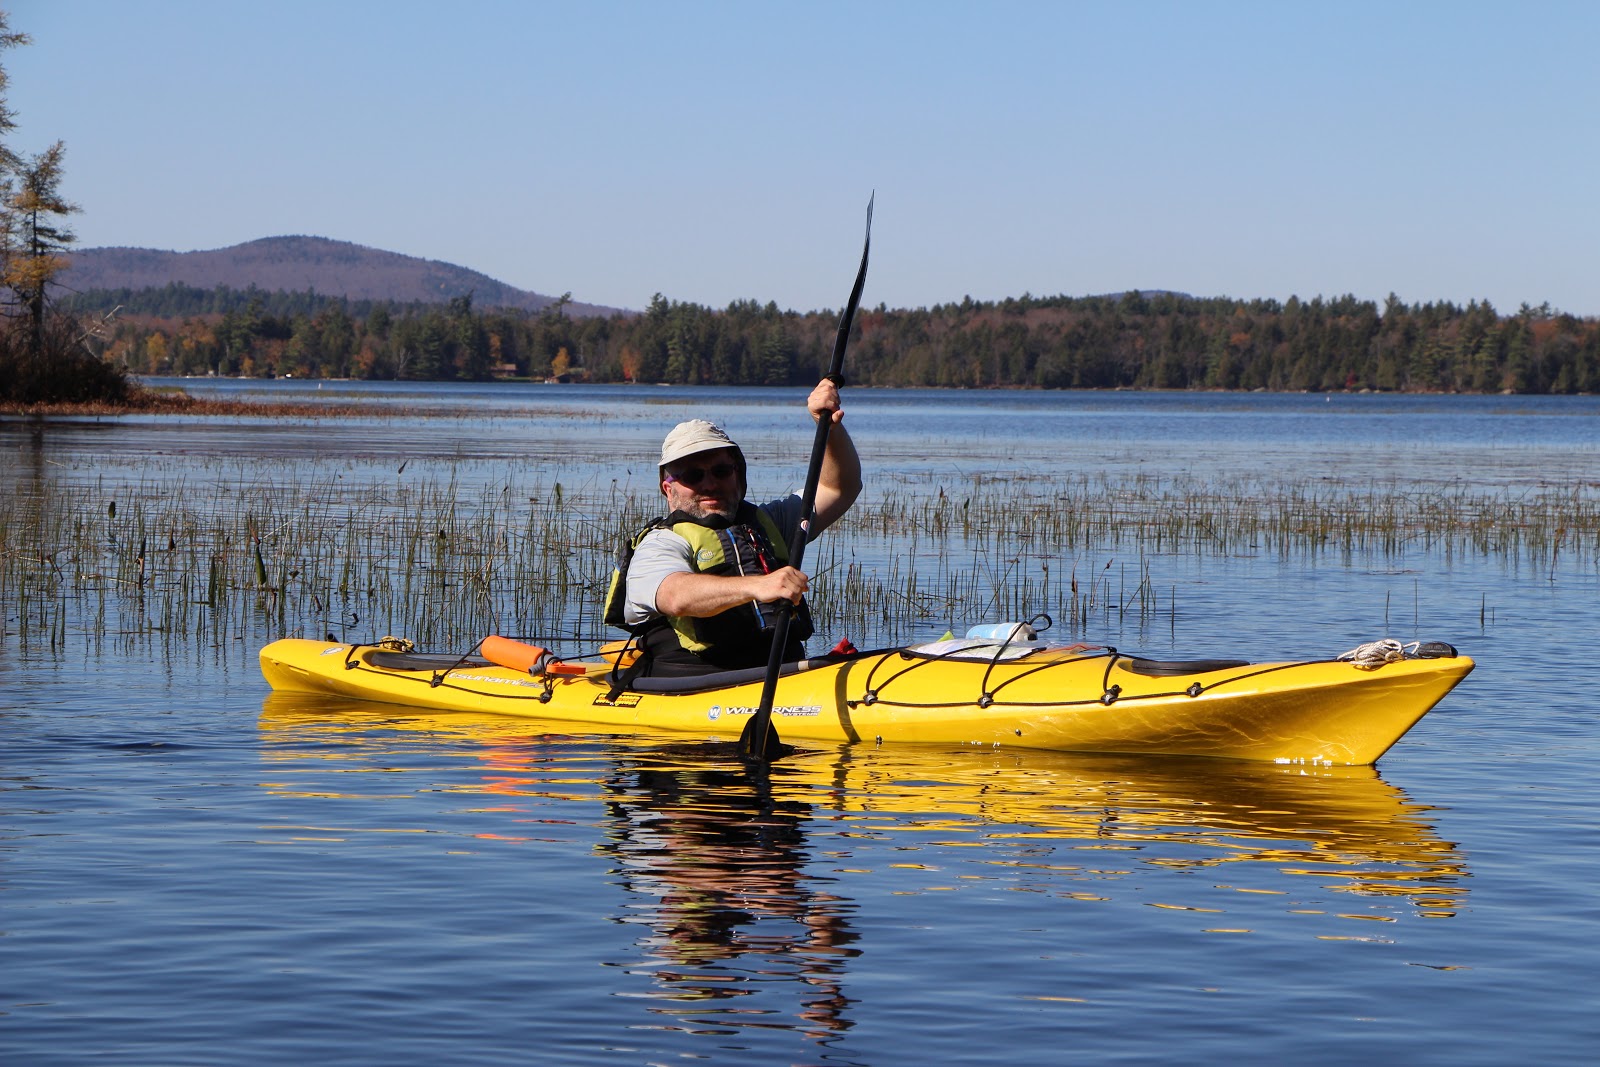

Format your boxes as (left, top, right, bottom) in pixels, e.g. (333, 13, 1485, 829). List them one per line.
(68, 286, 1600, 393)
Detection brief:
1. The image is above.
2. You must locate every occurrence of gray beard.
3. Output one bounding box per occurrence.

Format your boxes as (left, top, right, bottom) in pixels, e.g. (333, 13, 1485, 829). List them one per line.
(679, 499, 738, 523)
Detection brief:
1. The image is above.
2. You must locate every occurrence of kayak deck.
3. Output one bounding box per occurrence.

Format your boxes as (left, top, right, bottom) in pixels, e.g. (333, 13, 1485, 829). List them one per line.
(258, 638, 1474, 765)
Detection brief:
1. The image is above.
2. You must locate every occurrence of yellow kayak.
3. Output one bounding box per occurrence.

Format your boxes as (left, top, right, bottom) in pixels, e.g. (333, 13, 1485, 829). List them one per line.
(258, 635, 1473, 765)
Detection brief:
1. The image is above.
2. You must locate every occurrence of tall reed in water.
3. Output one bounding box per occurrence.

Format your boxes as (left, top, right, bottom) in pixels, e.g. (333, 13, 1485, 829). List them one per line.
(3, 463, 1597, 655)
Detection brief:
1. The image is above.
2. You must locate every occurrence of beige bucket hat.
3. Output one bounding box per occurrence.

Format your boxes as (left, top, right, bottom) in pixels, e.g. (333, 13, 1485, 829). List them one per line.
(658, 419, 747, 489)
(660, 419, 741, 467)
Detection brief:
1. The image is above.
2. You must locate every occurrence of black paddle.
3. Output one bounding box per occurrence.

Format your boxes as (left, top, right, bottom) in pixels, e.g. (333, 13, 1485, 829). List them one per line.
(740, 194, 874, 762)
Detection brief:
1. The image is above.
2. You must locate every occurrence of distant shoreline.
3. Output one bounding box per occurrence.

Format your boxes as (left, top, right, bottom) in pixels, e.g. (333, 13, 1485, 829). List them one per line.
(0, 385, 407, 419)
(3, 378, 1575, 419)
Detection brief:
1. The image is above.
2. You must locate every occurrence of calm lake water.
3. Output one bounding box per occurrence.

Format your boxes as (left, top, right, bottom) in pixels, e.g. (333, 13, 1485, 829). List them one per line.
(4, 382, 1599, 1064)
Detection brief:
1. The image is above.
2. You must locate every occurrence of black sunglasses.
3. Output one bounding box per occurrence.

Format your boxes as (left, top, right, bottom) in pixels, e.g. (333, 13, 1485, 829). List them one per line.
(665, 462, 738, 488)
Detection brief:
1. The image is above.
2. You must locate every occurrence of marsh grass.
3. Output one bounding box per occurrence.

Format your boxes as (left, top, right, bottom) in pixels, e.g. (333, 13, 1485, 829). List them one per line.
(0, 386, 441, 418)
(4, 463, 1597, 658)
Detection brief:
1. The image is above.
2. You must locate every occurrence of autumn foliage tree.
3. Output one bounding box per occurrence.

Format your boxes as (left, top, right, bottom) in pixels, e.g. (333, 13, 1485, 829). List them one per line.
(4, 140, 77, 349)
(0, 9, 124, 404)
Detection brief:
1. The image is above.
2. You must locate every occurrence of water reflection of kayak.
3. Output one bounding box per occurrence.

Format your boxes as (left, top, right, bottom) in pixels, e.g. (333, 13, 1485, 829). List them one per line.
(257, 692, 1470, 917)
(806, 744, 1469, 913)
(260, 636, 1473, 765)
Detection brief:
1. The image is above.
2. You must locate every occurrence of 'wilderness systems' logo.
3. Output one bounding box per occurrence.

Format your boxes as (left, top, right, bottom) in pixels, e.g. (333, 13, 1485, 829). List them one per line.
(708, 703, 819, 721)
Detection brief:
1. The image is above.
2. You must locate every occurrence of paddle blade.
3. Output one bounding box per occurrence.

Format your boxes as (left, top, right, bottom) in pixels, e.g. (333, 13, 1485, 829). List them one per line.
(737, 703, 784, 761)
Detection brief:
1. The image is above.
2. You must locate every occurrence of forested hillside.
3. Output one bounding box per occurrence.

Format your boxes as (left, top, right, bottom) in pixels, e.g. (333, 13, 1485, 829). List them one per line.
(63, 236, 620, 316)
(86, 289, 1600, 394)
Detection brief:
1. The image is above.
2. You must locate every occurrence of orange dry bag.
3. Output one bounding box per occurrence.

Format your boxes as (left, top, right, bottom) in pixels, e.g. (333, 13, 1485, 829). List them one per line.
(480, 635, 554, 675)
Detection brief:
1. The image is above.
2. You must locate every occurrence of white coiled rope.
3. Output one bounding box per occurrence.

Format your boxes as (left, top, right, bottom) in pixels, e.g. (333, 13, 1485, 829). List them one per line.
(1338, 638, 1421, 669)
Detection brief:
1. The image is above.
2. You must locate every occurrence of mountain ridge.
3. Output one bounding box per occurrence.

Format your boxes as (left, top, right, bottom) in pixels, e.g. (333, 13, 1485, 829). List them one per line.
(63, 235, 624, 316)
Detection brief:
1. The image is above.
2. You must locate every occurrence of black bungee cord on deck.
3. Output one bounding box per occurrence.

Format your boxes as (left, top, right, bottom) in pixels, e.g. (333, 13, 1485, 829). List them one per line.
(849, 623, 1338, 712)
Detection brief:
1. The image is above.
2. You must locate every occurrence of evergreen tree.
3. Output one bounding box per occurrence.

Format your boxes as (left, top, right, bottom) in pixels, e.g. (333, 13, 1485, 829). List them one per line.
(1502, 320, 1534, 393)
(316, 303, 356, 377)
(0, 12, 25, 173)
(0, 14, 129, 404)
(2, 141, 77, 356)
(757, 321, 792, 385)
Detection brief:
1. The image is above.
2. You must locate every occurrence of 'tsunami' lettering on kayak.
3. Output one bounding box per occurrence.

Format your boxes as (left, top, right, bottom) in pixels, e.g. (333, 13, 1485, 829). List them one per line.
(445, 672, 543, 689)
(708, 703, 821, 721)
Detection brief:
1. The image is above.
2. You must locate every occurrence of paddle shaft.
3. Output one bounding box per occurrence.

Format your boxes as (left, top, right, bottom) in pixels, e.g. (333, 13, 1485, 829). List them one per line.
(741, 196, 873, 760)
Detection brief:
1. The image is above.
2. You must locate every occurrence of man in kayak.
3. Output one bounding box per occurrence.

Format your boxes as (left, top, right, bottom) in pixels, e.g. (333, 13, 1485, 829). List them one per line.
(606, 379, 861, 676)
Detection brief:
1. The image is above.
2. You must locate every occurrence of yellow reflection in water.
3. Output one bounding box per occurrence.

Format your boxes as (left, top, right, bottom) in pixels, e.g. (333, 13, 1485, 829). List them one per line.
(259, 691, 1471, 1038)
(805, 742, 1468, 915)
(259, 691, 1469, 916)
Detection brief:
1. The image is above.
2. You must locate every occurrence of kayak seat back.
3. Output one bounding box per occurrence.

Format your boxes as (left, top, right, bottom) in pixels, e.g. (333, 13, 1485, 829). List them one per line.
(1120, 658, 1251, 677)
(629, 660, 813, 693)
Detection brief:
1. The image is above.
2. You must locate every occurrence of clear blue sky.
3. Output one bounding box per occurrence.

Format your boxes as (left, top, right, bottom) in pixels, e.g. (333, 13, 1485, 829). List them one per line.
(8, 0, 1597, 315)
